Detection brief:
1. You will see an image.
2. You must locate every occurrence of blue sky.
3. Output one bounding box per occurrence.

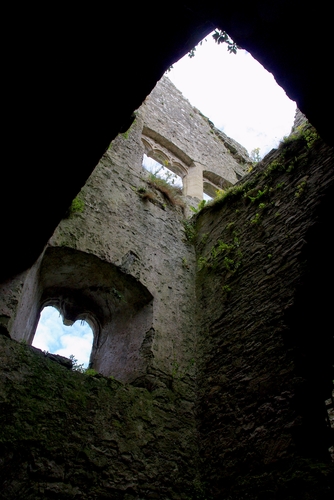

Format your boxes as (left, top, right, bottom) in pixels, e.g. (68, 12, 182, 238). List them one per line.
(33, 32, 296, 367)
(33, 306, 93, 368)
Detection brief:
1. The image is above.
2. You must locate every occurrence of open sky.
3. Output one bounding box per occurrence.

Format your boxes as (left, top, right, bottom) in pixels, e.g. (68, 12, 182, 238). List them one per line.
(32, 31, 297, 367)
(33, 306, 93, 367)
(167, 32, 296, 158)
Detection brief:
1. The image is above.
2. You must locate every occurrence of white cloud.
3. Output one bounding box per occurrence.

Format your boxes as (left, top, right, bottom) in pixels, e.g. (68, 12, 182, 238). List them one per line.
(33, 306, 93, 367)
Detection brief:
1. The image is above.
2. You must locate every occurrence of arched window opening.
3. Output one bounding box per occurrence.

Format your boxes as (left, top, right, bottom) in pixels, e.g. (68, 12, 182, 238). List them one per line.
(32, 305, 94, 369)
(203, 171, 232, 199)
(203, 192, 212, 202)
(142, 153, 183, 189)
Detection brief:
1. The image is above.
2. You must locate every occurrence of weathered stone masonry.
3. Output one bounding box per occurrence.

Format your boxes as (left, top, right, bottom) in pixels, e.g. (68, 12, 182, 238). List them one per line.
(141, 76, 250, 199)
(9, 109, 198, 385)
(0, 77, 334, 499)
(1, 80, 204, 499)
(3, 76, 250, 380)
(194, 127, 334, 497)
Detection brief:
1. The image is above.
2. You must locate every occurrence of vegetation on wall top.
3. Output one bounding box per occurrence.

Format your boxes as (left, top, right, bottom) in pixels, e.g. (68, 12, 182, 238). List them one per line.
(138, 172, 185, 211)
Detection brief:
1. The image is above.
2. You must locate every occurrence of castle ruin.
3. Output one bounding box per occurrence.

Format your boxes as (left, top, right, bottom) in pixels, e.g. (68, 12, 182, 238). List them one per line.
(1, 4, 334, 497)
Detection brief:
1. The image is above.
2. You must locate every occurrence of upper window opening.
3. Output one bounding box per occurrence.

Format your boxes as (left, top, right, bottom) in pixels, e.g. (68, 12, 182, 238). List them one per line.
(142, 154, 183, 189)
(203, 193, 212, 202)
(32, 305, 94, 368)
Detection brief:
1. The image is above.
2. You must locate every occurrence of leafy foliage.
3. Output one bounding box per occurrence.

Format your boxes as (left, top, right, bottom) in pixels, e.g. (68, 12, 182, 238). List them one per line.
(247, 186, 268, 203)
(66, 196, 85, 218)
(147, 173, 185, 208)
(206, 183, 248, 209)
(187, 29, 239, 59)
(183, 219, 197, 243)
(70, 355, 99, 376)
(250, 147, 261, 164)
(280, 123, 320, 150)
(190, 199, 207, 213)
(198, 236, 243, 273)
(85, 368, 98, 376)
(143, 155, 182, 188)
(70, 354, 85, 373)
(212, 29, 239, 54)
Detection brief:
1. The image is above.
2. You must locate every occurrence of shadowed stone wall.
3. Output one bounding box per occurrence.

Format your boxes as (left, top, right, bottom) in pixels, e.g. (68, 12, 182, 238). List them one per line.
(0, 77, 249, 376)
(193, 124, 334, 498)
(0, 104, 201, 500)
(11, 112, 198, 385)
(0, 335, 200, 500)
(1, 108, 334, 498)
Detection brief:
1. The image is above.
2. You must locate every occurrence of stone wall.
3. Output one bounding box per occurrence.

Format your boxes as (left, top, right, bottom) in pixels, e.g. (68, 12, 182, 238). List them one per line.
(11, 113, 198, 385)
(193, 124, 334, 498)
(0, 77, 247, 339)
(140, 76, 250, 198)
(0, 110, 201, 500)
(1, 101, 334, 498)
(0, 335, 200, 500)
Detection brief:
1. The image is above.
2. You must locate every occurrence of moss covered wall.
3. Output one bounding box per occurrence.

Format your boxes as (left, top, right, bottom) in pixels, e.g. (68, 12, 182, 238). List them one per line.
(0, 335, 199, 500)
(193, 125, 334, 498)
